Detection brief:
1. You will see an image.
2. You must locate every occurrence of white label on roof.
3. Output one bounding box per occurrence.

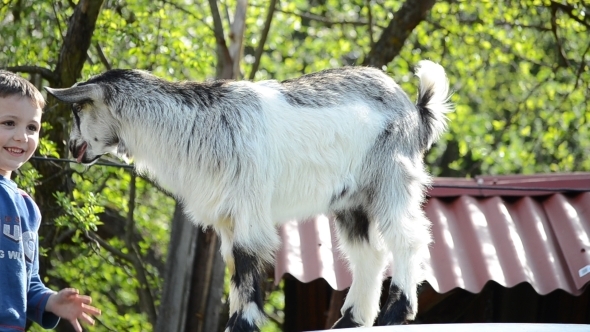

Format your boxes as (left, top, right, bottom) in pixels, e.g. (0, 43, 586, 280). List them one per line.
(579, 265, 590, 278)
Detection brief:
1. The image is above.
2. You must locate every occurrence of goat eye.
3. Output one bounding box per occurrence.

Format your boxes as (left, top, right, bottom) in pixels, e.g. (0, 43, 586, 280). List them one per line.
(72, 104, 82, 114)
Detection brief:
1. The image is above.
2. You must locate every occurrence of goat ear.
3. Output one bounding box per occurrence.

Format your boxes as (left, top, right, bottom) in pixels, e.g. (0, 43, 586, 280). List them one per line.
(45, 84, 102, 104)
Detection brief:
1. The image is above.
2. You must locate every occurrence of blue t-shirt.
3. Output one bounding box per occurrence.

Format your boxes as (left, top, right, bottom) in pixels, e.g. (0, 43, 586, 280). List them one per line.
(0, 175, 59, 331)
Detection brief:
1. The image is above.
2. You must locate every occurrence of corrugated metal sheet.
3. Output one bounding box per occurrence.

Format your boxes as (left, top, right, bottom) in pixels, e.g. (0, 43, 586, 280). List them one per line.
(275, 173, 590, 295)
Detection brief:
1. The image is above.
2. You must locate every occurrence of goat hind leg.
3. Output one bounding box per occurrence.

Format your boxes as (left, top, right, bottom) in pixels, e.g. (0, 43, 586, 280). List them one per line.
(376, 212, 431, 325)
(332, 208, 387, 328)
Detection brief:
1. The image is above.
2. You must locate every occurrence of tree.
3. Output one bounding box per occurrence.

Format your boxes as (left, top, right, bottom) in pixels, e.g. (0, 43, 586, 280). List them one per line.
(157, 1, 247, 331)
(1, 0, 588, 331)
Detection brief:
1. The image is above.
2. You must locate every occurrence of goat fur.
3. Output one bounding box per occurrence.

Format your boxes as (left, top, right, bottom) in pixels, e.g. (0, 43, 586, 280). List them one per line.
(46, 60, 452, 330)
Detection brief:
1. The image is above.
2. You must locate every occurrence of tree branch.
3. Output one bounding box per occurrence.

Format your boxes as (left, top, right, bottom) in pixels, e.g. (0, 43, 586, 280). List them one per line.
(94, 42, 112, 70)
(159, 0, 211, 30)
(551, 1, 590, 29)
(50, 1, 65, 45)
(574, 42, 590, 91)
(550, 5, 570, 68)
(124, 173, 158, 325)
(432, 20, 556, 69)
(208, 0, 233, 79)
(493, 20, 551, 32)
(2, 65, 58, 82)
(54, 0, 104, 87)
(228, 0, 247, 79)
(275, 8, 371, 28)
(366, 0, 375, 48)
(248, 0, 277, 80)
(86, 231, 135, 262)
(363, 0, 436, 68)
(558, 41, 590, 106)
(96, 207, 165, 274)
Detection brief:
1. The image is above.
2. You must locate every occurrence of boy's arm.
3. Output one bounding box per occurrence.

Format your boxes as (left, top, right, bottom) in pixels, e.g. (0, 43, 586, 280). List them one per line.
(0, 187, 27, 330)
(26, 232, 60, 329)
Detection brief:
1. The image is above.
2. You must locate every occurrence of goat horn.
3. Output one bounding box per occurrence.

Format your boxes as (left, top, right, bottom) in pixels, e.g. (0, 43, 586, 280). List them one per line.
(45, 84, 102, 104)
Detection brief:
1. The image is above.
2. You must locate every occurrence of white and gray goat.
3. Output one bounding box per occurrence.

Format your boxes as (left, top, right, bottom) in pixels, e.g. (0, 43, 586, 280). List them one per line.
(46, 60, 452, 331)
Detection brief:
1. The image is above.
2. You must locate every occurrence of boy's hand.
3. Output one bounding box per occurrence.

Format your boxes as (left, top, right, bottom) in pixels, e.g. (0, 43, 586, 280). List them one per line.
(45, 288, 101, 332)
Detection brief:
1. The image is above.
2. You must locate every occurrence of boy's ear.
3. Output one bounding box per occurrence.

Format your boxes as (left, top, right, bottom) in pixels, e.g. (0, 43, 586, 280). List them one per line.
(45, 84, 102, 104)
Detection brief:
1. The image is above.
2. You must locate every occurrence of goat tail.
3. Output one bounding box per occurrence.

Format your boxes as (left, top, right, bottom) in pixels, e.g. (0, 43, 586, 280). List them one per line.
(414, 60, 453, 151)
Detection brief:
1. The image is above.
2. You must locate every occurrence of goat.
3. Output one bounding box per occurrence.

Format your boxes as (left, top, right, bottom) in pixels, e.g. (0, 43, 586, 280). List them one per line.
(46, 60, 452, 331)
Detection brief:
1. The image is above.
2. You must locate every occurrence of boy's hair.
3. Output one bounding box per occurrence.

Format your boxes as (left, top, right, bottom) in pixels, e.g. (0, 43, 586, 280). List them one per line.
(0, 70, 45, 109)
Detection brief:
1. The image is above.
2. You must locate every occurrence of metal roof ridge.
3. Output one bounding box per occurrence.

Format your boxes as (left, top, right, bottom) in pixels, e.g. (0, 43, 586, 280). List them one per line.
(429, 173, 590, 197)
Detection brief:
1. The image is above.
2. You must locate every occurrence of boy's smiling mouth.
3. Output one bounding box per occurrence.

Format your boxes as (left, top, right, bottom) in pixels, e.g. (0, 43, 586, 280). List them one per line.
(5, 147, 25, 155)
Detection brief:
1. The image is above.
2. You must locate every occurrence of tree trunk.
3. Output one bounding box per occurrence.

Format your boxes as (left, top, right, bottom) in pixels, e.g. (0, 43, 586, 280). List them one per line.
(156, 2, 248, 330)
(37, 0, 105, 242)
(363, 0, 436, 68)
(32, 1, 104, 330)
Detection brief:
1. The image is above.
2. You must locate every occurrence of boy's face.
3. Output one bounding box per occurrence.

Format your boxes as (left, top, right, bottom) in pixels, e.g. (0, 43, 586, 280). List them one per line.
(0, 95, 42, 178)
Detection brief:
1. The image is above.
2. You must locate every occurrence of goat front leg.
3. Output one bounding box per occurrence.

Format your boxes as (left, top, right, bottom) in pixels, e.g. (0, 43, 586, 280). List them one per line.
(226, 245, 267, 332)
(219, 223, 276, 332)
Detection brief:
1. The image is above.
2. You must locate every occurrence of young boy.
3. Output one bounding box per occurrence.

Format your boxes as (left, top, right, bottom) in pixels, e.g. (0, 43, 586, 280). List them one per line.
(0, 70, 101, 332)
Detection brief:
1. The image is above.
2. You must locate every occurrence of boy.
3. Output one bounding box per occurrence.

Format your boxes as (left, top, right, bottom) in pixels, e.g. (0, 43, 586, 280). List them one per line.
(0, 70, 101, 332)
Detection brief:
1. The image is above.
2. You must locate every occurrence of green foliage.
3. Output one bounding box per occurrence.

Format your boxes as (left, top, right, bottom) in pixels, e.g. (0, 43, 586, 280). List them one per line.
(2, 0, 589, 331)
(262, 280, 285, 332)
(407, 0, 590, 176)
(54, 191, 104, 234)
(13, 164, 41, 195)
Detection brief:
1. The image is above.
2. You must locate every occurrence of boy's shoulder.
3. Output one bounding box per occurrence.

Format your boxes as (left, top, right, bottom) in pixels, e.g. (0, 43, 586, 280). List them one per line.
(17, 187, 32, 199)
(0, 177, 28, 198)
(0, 177, 31, 195)
(0, 176, 17, 195)
(0, 178, 41, 224)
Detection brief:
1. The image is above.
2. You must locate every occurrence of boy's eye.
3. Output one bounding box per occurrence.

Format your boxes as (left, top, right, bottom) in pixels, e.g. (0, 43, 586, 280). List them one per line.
(2, 121, 15, 126)
(27, 125, 39, 132)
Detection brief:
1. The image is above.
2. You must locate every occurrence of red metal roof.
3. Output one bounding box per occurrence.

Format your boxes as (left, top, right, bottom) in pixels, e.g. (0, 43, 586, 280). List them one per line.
(275, 173, 590, 295)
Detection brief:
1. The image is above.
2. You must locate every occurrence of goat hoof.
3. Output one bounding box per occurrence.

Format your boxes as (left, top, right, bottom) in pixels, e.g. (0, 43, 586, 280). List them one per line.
(225, 312, 260, 332)
(331, 307, 363, 329)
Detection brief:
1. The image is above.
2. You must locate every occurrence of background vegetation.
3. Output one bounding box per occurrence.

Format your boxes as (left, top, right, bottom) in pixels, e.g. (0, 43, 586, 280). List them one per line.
(1, 0, 588, 331)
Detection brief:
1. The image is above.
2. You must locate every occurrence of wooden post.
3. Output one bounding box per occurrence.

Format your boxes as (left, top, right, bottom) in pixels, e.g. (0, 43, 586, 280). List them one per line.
(184, 228, 226, 332)
(155, 205, 198, 332)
